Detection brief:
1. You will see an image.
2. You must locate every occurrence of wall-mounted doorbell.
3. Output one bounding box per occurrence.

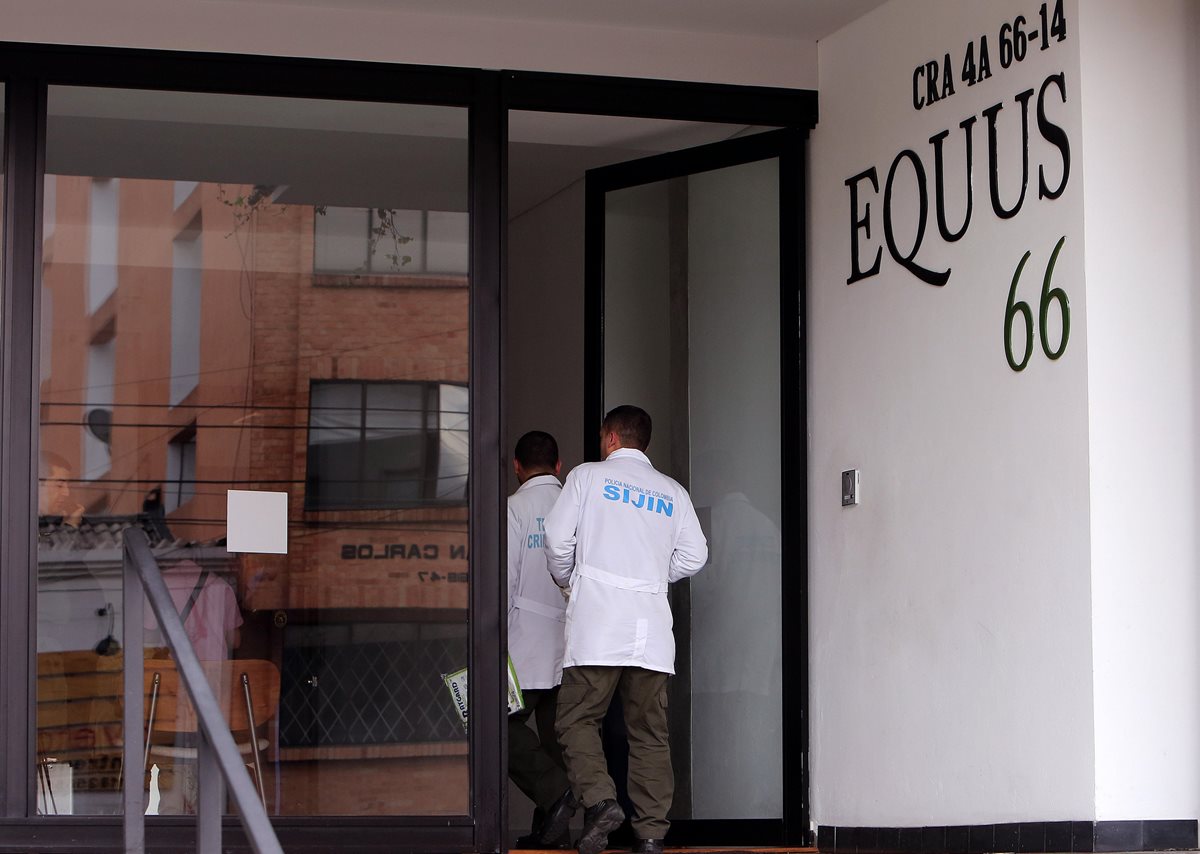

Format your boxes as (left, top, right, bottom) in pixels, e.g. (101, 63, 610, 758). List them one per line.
(841, 469, 860, 507)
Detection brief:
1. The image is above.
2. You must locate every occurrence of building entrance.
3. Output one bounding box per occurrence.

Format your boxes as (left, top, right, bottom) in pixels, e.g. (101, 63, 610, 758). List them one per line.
(1, 45, 813, 853)
(506, 114, 806, 848)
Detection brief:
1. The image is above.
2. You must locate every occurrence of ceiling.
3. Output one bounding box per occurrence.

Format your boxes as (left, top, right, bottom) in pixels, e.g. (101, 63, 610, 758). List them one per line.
(211, 0, 889, 42)
(46, 88, 782, 216)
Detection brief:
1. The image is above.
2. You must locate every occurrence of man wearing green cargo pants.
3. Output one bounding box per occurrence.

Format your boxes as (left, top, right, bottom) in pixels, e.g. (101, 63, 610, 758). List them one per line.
(542, 405, 709, 854)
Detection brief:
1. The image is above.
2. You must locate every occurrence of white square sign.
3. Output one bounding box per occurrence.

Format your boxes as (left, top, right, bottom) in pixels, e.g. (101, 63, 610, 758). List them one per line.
(226, 490, 288, 554)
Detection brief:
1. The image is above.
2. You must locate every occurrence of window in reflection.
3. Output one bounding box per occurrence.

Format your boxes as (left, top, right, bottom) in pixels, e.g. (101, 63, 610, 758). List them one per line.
(305, 380, 468, 510)
(314, 206, 468, 276)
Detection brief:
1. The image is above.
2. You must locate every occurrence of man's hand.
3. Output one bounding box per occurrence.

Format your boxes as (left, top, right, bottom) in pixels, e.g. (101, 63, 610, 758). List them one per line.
(64, 503, 85, 528)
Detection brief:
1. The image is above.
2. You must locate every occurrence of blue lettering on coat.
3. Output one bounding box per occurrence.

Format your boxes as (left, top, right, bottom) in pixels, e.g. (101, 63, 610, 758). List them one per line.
(600, 483, 674, 516)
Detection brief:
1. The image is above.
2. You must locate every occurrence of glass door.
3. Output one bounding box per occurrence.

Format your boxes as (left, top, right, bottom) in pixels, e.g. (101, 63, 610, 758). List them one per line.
(585, 131, 804, 843)
(33, 84, 477, 822)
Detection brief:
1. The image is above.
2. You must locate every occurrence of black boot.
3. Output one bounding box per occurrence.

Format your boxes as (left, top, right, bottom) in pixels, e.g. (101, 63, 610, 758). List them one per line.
(515, 807, 546, 848)
(577, 799, 626, 854)
(537, 788, 578, 846)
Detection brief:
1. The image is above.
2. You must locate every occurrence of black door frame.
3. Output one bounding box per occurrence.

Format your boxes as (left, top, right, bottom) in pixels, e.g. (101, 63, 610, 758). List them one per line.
(0, 42, 814, 853)
(0, 43, 498, 854)
(580, 129, 809, 848)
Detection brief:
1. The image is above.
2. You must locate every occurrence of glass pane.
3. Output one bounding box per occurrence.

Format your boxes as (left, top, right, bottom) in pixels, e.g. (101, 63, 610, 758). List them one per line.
(426, 211, 468, 275)
(602, 158, 782, 820)
(369, 209, 424, 273)
(436, 383, 469, 500)
(36, 86, 470, 817)
(363, 383, 426, 506)
(313, 206, 369, 273)
(306, 383, 365, 510)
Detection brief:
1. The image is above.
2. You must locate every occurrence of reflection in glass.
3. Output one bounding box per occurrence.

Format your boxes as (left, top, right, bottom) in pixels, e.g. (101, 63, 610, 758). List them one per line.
(36, 87, 470, 817)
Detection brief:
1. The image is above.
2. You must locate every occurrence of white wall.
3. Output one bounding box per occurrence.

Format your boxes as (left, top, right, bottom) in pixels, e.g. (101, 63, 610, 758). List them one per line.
(506, 180, 587, 477)
(602, 181, 673, 468)
(0, 0, 817, 88)
(809, 0, 1095, 825)
(1079, 0, 1200, 821)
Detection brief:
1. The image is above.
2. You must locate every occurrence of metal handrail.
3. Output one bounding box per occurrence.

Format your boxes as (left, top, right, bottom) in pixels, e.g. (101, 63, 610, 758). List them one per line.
(123, 527, 284, 854)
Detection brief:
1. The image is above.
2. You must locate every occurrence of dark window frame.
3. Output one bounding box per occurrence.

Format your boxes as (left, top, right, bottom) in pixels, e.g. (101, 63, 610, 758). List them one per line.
(164, 423, 198, 513)
(0, 40, 815, 853)
(304, 379, 469, 511)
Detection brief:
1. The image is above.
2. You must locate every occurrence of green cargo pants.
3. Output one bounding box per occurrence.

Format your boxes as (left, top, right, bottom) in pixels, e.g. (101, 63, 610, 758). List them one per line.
(508, 687, 570, 811)
(555, 665, 672, 840)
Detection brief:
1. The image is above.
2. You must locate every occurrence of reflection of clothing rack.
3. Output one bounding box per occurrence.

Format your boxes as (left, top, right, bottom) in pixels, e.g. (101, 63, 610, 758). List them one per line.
(142, 659, 281, 808)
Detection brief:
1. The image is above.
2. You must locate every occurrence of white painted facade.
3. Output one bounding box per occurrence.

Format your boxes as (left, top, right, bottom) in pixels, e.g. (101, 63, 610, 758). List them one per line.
(809, 0, 1094, 826)
(809, 0, 1199, 828)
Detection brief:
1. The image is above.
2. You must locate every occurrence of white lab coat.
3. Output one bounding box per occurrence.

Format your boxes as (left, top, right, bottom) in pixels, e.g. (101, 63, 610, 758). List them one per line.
(507, 474, 567, 690)
(543, 448, 708, 675)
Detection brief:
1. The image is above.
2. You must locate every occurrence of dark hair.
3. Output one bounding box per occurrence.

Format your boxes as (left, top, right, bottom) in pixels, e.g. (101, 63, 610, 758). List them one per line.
(602, 405, 652, 452)
(514, 430, 560, 470)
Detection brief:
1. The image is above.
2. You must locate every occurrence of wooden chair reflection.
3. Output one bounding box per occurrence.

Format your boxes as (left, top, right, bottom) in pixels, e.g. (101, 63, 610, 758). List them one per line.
(142, 659, 281, 808)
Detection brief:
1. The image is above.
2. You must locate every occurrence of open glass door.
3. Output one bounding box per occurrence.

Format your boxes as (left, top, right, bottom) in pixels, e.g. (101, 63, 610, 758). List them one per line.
(584, 130, 805, 845)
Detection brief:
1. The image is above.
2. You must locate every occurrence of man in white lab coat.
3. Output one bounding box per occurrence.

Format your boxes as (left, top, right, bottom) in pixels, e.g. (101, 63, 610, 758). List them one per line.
(542, 405, 708, 854)
(506, 431, 576, 848)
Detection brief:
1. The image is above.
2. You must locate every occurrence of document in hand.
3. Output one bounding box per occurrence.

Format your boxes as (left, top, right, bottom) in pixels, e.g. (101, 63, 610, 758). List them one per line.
(442, 657, 525, 731)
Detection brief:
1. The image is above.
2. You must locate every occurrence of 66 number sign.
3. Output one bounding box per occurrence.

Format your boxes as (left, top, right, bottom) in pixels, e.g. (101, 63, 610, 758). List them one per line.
(1004, 235, 1069, 372)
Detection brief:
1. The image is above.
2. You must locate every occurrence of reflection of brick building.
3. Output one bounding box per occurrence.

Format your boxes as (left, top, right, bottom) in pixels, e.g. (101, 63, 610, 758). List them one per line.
(39, 175, 472, 815)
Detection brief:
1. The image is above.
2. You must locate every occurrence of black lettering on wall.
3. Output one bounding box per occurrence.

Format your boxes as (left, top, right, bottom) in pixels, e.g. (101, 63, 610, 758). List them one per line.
(977, 35, 993, 81)
(846, 167, 883, 284)
(940, 52, 956, 100)
(913, 65, 926, 110)
(1037, 73, 1071, 200)
(983, 88, 1034, 219)
(929, 115, 977, 243)
(925, 60, 941, 107)
(883, 150, 951, 287)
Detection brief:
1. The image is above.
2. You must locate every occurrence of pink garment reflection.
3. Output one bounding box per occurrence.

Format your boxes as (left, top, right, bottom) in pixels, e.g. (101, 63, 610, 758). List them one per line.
(143, 560, 243, 660)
